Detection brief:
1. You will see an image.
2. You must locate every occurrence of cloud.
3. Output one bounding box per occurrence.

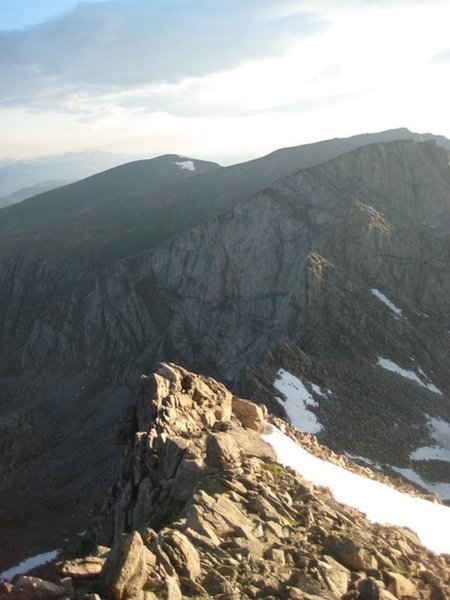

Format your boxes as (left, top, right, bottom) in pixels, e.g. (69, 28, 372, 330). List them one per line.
(1, 0, 450, 162)
(104, 58, 353, 119)
(0, 0, 327, 109)
(429, 48, 450, 62)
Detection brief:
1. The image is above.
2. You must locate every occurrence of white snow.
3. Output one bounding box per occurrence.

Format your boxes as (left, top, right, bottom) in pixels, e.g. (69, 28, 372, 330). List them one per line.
(377, 357, 423, 384)
(0, 550, 60, 581)
(173, 160, 195, 171)
(263, 426, 450, 554)
(345, 452, 382, 470)
(428, 416, 450, 446)
(423, 382, 442, 394)
(417, 370, 442, 395)
(311, 383, 326, 397)
(391, 466, 450, 501)
(415, 368, 443, 394)
(411, 446, 450, 462)
(371, 288, 403, 316)
(274, 369, 322, 434)
(377, 357, 442, 395)
(411, 415, 450, 462)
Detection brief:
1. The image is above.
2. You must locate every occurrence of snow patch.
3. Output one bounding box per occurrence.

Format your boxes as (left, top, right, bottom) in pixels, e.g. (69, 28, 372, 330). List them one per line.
(0, 550, 60, 581)
(311, 383, 326, 397)
(410, 446, 450, 462)
(418, 371, 442, 395)
(428, 416, 450, 446)
(411, 416, 450, 462)
(377, 357, 442, 395)
(391, 466, 450, 501)
(274, 369, 322, 434)
(345, 452, 383, 470)
(173, 160, 195, 171)
(371, 288, 403, 316)
(263, 426, 450, 554)
(425, 383, 442, 395)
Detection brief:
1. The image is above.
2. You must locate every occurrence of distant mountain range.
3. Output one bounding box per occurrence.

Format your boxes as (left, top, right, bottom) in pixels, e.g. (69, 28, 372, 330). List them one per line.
(0, 180, 72, 209)
(2, 127, 449, 264)
(1, 128, 449, 571)
(0, 150, 150, 198)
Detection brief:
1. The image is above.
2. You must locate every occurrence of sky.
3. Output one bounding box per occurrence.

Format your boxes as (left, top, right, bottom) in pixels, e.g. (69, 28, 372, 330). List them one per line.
(0, 0, 449, 164)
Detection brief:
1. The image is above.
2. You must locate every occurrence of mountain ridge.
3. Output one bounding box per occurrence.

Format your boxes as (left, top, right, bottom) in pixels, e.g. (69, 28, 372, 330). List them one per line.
(2, 363, 448, 600)
(1, 129, 449, 266)
(1, 131, 449, 576)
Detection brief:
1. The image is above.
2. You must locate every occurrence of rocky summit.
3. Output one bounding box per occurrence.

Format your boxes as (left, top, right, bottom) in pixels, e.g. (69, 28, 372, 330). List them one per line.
(3, 363, 448, 600)
(1, 130, 450, 569)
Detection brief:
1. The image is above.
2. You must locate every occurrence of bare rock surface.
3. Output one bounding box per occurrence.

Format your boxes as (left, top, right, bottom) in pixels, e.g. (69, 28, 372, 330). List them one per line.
(4, 364, 446, 600)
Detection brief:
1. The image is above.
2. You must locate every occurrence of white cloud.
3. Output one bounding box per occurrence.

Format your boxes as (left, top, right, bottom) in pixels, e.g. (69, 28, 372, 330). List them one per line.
(0, 0, 325, 109)
(1, 0, 450, 160)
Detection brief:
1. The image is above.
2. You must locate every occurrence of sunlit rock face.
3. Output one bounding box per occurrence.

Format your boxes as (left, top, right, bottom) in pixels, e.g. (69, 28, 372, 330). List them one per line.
(3, 363, 449, 600)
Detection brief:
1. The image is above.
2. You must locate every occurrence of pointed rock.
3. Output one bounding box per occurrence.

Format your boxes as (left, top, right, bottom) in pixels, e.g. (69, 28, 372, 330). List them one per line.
(232, 397, 266, 432)
(99, 531, 151, 600)
(385, 571, 418, 599)
(206, 432, 243, 468)
(165, 575, 182, 600)
(159, 530, 201, 584)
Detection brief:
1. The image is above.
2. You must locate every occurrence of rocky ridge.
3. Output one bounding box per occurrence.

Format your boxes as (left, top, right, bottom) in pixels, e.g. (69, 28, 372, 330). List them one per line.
(3, 364, 448, 600)
(1, 134, 450, 570)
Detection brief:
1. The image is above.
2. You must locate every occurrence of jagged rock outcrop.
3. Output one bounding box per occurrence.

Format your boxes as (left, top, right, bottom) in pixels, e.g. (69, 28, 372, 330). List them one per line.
(5, 364, 446, 600)
(93, 363, 269, 544)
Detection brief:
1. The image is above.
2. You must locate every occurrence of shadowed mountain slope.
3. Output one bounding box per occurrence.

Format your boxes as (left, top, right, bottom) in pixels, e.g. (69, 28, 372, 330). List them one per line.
(0, 151, 150, 197)
(0, 180, 71, 209)
(1, 128, 448, 265)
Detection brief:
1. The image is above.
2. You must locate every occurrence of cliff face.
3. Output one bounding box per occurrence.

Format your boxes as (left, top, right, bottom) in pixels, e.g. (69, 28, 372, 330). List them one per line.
(4, 364, 449, 600)
(1, 138, 450, 568)
(4, 141, 449, 377)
